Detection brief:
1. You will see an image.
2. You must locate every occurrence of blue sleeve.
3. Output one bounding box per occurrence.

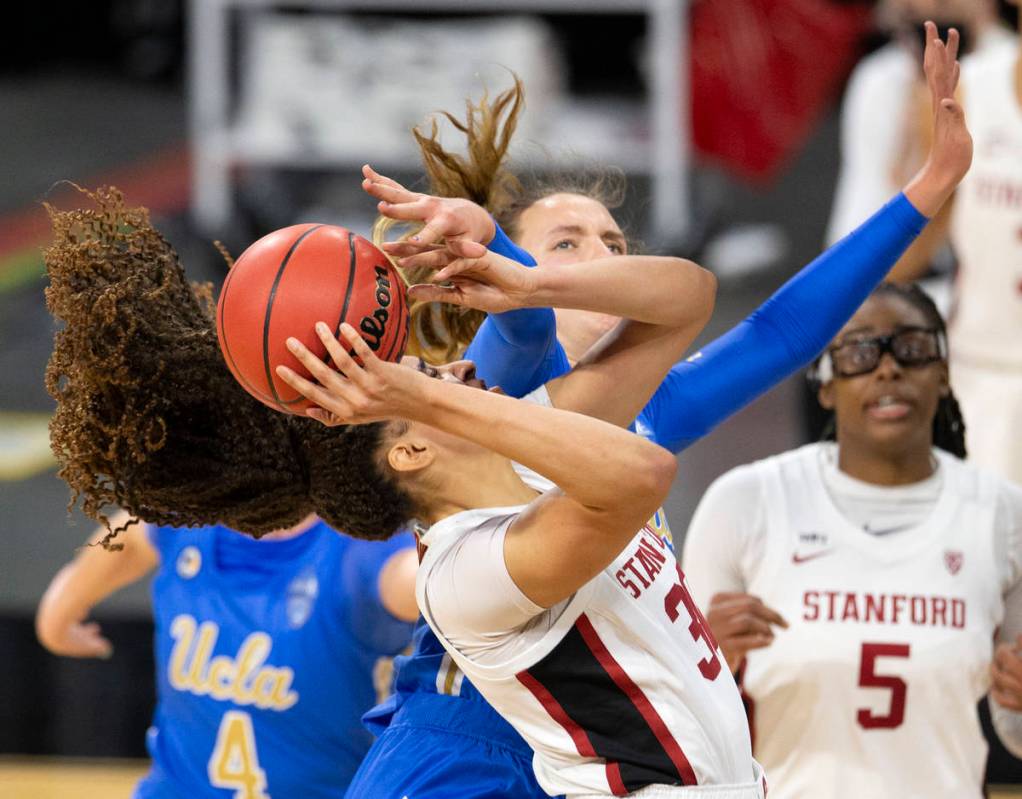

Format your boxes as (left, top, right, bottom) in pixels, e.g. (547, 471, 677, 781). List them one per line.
(463, 221, 571, 397)
(340, 532, 416, 656)
(639, 192, 929, 452)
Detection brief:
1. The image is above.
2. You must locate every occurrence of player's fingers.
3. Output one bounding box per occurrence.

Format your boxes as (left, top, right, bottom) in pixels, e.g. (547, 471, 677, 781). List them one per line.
(381, 240, 445, 258)
(276, 364, 356, 419)
(362, 163, 405, 190)
(72, 624, 114, 659)
(314, 322, 376, 386)
(940, 98, 965, 119)
(283, 333, 355, 389)
(338, 322, 382, 370)
(377, 197, 433, 222)
(730, 613, 775, 638)
(410, 220, 449, 246)
(991, 659, 1022, 696)
(991, 687, 1022, 712)
(945, 26, 960, 63)
(395, 249, 459, 272)
(725, 633, 774, 653)
(994, 645, 1022, 681)
(365, 180, 419, 205)
(753, 603, 789, 629)
(407, 284, 465, 306)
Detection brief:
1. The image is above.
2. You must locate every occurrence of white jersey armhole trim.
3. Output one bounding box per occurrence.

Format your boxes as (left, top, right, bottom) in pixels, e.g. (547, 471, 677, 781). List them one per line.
(417, 533, 597, 681)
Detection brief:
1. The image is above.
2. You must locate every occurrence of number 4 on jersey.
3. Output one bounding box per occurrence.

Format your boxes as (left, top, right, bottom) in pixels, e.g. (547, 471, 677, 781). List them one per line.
(209, 710, 269, 799)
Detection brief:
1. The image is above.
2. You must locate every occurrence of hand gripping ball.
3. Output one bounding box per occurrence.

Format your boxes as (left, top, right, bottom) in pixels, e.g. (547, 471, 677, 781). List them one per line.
(216, 224, 410, 413)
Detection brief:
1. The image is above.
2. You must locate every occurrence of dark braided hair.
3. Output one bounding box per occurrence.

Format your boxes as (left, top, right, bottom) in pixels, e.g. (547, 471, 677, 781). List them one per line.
(373, 76, 630, 362)
(45, 186, 413, 546)
(814, 282, 967, 458)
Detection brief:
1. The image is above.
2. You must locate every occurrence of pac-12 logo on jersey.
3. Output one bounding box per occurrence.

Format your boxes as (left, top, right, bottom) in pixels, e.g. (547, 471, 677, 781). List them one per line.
(176, 546, 202, 579)
(286, 568, 319, 629)
(645, 508, 674, 552)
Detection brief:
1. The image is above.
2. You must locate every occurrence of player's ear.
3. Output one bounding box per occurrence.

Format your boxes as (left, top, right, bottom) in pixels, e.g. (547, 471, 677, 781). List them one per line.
(817, 381, 835, 411)
(387, 436, 434, 475)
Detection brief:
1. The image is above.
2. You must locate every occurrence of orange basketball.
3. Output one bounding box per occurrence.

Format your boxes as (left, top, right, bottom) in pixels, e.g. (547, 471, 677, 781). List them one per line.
(216, 223, 410, 414)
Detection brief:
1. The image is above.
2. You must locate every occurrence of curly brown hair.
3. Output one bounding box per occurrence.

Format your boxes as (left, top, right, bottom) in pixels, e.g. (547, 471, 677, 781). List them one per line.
(44, 186, 412, 546)
(374, 76, 629, 362)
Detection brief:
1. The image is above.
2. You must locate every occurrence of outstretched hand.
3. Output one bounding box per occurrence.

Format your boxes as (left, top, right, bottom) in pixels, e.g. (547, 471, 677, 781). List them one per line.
(399, 239, 538, 314)
(362, 164, 495, 245)
(904, 20, 972, 216)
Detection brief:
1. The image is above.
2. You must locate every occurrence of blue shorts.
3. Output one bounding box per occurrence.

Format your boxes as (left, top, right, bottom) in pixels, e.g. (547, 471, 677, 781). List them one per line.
(346, 693, 556, 799)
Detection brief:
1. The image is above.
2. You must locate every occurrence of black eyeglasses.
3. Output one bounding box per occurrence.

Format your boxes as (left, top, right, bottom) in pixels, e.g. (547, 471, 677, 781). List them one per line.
(822, 327, 945, 379)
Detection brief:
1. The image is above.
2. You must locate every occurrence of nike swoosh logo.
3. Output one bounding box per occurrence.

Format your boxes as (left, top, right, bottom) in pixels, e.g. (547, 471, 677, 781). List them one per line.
(792, 550, 832, 564)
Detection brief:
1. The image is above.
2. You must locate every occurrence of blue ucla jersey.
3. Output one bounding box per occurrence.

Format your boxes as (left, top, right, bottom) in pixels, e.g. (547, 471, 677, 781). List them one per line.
(135, 521, 414, 799)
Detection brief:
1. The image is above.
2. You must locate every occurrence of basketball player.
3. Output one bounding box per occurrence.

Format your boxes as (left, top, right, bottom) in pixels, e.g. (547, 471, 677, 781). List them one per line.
(268, 31, 969, 799)
(36, 510, 417, 797)
(944, 4, 1022, 484)
(683, 283, 1022, 798)
(343, 24, 972, 799)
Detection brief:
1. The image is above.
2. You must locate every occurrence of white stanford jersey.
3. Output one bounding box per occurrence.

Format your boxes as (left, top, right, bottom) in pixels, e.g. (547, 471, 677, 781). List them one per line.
(685, 444, 1018, 799)
(417, 462, 758, 798)
(950, 43, 1022, 369)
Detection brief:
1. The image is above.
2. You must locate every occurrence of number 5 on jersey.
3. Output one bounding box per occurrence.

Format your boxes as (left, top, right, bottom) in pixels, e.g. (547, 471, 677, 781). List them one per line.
(857, 642, 910, 729)
(209, 710, 269, 799)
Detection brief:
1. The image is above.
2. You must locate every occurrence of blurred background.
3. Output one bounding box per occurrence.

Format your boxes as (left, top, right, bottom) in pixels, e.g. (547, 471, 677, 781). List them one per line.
(1, 0, 1020, 793)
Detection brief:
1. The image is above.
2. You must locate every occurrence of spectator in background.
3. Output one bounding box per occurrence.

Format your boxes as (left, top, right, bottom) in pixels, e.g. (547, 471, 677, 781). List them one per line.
(940, 5, 1022, 485)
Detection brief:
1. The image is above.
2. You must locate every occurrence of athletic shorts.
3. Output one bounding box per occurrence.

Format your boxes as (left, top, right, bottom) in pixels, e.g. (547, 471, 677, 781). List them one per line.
(347, 693, 553, 799)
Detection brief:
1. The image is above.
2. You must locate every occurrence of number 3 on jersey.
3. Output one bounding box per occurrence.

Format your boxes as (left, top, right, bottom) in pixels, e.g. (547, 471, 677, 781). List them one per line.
(664, 564, 722, 681)
(208, 710, 269, 799)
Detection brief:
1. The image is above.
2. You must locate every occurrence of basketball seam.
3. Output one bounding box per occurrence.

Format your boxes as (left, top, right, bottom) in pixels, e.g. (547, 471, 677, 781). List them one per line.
(262, 224, 326, 411)
(333, 231, 359, 348)
(218, 258, 279, 405)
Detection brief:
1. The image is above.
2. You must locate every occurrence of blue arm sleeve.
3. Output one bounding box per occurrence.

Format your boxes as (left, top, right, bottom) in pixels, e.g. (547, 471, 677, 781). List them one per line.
(341, 532, 416, 656)
(463, 221, 571, 398)
(639, 192, 929, 452)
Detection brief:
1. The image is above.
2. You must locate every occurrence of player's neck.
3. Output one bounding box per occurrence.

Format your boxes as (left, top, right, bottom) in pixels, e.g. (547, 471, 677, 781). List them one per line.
(423, 455, 539, 523)
(836, 440, 935, 487)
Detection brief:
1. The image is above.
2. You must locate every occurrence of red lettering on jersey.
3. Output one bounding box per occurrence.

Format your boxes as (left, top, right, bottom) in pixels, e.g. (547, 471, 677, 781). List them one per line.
(638, 535, 667, 564)
(623, 559, 651, 589)
(616, 569, 641, 599)
(910, 596, 927, 625)
(891, 595, 907, 624)
(803, 591, 820, 621)
(802, 591, 965, 629)
(824, 590, 840, 621)
(952, 599, 966, 629)
(841, 592, 860, 622)
(865, 594, 886, 623)
(635, 542, 665, 582)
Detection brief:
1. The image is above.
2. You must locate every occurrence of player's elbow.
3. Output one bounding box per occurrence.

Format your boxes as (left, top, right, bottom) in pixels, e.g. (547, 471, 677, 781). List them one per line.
(669, 260, 717, 328)
(623, 443, 677, 510)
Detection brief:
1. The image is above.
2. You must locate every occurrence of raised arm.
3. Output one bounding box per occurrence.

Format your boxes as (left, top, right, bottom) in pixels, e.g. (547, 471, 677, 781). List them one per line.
(36, 509, 158, 658)
(641, 21, 972, 452)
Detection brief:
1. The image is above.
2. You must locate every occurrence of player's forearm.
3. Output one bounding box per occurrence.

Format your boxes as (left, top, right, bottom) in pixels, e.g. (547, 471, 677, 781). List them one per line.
(409, 379, 676, 513)
(37, 523, 156, 631)
(526, 256, 716, 328)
